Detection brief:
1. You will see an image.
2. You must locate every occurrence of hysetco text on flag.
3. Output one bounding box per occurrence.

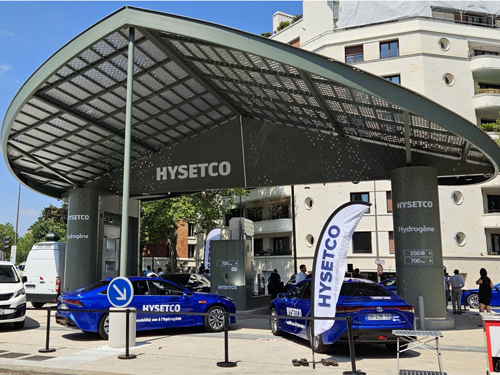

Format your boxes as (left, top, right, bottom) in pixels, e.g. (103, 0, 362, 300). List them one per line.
(312, 201, 371, 337)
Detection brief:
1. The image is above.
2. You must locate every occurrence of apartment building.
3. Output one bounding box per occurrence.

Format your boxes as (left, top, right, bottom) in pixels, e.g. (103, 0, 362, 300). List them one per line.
(238, 1, 500, 288)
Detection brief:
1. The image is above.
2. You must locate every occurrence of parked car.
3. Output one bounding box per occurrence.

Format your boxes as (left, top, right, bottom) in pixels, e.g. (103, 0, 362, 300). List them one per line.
(379, 277, 397, 294)
(23, 239, 66, 308)
(0, 261, 27, 329)
(56, 276, 235, 339)
(270, 278, 415, 353)
(161, 273, 210, 293)
(462, 282, 500, 309)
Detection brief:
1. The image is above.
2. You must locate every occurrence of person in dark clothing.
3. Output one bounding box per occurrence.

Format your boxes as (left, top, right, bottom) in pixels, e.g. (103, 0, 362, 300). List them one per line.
(268, 269, 282, 299)
(352, 268, 363, 278)
(477, 268, 494, 314)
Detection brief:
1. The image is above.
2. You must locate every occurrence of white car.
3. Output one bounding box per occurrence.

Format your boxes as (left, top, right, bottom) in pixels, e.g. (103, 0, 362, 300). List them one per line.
(0, 261, 27, 328)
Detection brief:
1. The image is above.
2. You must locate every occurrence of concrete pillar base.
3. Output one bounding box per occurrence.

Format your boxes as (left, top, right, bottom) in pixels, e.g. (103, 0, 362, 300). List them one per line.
(416, 316, 455, 330)
(109, 307, 136, 348)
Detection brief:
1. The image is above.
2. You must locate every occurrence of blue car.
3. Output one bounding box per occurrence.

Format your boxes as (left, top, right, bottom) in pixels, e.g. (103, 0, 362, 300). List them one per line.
(270, 278, 415, 353)
(462, 282, 500, 309)
(56, 276, 236, 339)
(379, 278, 397, 294)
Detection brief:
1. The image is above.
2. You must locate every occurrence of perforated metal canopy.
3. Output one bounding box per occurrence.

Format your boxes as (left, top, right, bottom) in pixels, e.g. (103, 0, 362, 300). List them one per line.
(2, 7, 500, 199)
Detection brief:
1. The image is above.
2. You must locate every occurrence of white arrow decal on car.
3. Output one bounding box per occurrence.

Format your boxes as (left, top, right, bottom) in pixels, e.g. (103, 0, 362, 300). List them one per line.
(113, 284, 127, 300)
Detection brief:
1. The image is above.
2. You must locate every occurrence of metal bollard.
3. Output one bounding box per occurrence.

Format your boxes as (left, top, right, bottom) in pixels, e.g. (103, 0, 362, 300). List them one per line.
(216, 311, 237, 367)
(118, 308, 136, 359)
(418, 295, 426, 330)
(343, 316, 366, 375)
(39, 306, 56, 353)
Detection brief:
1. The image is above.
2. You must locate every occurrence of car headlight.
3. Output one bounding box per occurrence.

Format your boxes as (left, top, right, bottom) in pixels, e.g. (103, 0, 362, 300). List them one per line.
(14, 288, 25, 298)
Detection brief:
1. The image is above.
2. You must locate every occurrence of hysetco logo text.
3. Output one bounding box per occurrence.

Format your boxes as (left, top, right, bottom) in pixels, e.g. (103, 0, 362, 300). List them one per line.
(157, 161, 231, 181)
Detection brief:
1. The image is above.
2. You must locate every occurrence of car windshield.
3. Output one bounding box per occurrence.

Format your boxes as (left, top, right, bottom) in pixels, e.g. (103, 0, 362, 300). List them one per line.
(341, 282, 393, 297)
(0, 265, 20, 283)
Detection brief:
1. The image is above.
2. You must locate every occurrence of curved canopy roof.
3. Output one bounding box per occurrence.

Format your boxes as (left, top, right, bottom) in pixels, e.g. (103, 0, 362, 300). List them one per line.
(2, 7, 500, 199)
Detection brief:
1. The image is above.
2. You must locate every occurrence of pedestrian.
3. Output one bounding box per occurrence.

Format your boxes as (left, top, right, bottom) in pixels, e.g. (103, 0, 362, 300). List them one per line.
(203, 268, 211, 280)
(198, 265, 206, 275)
(296, 264, 307, 284)
(268, 269, 282, 299)
(157, 267, 163, 276)
(449, 269, 465, 314)
(352, 268, 363, 278)
(143, 265, 152, 276)
(444, 271, 451, 310)
(476, 268, 494, 317)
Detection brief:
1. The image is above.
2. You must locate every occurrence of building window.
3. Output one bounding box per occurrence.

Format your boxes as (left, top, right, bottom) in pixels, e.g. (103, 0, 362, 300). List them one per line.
(350, 192, 371, 213)
(443, 73, 455, 86)
(487, 195, 500, 213)
(306, 234, 314, 247)
(225, 208, 242, 226)
(389, 231, 395, 254)
(247, 206, 263, 222)
(273, 237, 290, 256)
(380, 40, 399, 59)
(491, 234, 500, 255)
(384, 75, 401, 84)
(188, 223, 195, 237)
(386, 191, 393, 213)
(439, 38, 450, 51)
(454, 232, 467, 247)
(353, 232, 372, 253)
(188, 244, 195, 258)
(452, 191, 464, 205)
(254, 238, 264, 256)
(289, 37, 300, 47)
(345, 45, 363, 63)
(272, 204, 290, 220)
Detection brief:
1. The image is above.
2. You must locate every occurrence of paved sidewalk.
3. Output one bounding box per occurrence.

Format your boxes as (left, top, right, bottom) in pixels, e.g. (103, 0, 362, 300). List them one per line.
(0, 306, 490, 375)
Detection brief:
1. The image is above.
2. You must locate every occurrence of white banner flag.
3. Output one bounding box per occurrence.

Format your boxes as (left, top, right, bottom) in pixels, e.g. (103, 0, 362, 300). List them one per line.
(312, 201, 370, 336)
(204, 228, 221, 271)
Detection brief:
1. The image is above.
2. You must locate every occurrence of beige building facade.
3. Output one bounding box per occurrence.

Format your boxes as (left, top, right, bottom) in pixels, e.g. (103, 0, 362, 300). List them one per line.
(239, 1, 500, 288)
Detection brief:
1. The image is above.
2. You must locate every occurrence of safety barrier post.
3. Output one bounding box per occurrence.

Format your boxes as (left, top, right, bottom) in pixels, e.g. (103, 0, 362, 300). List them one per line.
(39, 306, 56, 353)
(118, 308, 136, 360)
(216, 311, 236, 367)
(343, 316, 366, 375)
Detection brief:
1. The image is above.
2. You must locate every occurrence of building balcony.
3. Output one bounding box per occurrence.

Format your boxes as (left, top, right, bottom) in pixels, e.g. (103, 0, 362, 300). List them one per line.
(187, 236, 197, 245)
(473, 92, 500, 118)
(471, 54, 500, 80)
(482, 211, 500, 228)
(254, 218, 293, 236)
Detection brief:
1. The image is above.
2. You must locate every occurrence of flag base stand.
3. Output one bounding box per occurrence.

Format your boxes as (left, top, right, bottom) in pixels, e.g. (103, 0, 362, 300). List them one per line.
(217, 361, 237, 367)
(343, 370, 366, 375)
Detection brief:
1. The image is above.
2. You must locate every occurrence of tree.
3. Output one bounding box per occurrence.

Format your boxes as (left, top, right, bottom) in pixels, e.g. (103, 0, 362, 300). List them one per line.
(182, 189, 248, 234)
(276, 21, 291, 32)
(261, 32, 271, 38)
(29, 203, 67, 243)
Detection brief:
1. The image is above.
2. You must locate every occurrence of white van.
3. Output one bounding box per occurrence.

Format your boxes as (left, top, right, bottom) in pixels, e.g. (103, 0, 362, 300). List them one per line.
(24, 241, 66, 308)
(0, 261, 26, 328)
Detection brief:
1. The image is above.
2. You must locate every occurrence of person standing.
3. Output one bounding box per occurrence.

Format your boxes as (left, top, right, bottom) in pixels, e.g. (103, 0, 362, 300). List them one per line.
(352, 268, 363, 278)
(157, 267, 164, 276)
(444, 271, 451, 310)
(143, 265, 152, 276)
(476, 268, 494, 315)
(449, 269, 465, 314)
(268, 269, 282, 299)
(296, 264, 307, 284)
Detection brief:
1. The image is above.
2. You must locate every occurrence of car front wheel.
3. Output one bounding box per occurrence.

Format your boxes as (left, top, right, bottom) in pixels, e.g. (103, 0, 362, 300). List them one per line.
(98, 313, 110, 340)
(308, 324, 328, 354)
(204, 306, 226, 332)
(467, 294, 479, 309)
(270, 308, 282, 336)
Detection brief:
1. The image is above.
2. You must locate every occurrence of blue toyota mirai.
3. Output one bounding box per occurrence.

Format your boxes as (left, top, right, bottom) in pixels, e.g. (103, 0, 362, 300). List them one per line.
(270, 278, 415, 353)
(56, 276, 236, 339)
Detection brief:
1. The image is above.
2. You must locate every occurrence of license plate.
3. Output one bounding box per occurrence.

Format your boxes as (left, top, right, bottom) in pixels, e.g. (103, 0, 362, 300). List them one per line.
(367, 314, 392, 320)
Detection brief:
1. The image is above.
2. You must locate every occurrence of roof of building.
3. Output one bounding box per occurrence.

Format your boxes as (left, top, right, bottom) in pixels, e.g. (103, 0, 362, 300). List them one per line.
(2, 6, 500, 199)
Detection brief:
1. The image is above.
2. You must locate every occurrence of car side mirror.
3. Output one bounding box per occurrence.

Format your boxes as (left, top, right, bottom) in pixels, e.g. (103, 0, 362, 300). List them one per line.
(277, 293, 285, 299)
(22, 276, 27, 283)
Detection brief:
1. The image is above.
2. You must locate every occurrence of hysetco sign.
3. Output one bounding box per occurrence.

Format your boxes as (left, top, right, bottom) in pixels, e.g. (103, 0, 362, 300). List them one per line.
(156, 161, 231, 181)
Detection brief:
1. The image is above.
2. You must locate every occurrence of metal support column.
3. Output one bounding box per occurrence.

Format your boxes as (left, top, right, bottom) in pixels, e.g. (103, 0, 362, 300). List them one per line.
(119, 27, 135, 277)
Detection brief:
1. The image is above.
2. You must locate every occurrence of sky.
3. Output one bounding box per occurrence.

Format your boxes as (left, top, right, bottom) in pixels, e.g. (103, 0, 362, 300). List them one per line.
(0, 1, 303, 236)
